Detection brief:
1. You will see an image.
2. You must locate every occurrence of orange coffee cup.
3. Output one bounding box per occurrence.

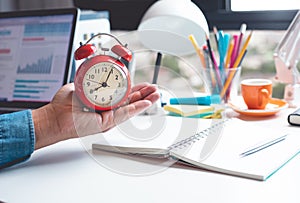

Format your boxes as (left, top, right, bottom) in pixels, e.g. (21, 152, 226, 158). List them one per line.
(241, 79, 272, 109)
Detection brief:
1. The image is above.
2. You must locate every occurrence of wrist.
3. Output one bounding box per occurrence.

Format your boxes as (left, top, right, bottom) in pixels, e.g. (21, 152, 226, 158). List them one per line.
(32, 104, 61, 149)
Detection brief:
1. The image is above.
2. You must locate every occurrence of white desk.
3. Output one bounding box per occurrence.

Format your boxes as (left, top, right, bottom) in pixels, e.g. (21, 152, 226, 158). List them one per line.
(1, 108, 300, 203)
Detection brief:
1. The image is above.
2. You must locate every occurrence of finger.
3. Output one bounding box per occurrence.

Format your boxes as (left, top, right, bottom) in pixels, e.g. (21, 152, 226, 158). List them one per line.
(99, 110, 115, 131)
(144, 91, 160, 103)
(130, 82, 151, 92)
(113, 100, 152, 125)
(128, 84, 158, 103)
(100, 100, 153, 131)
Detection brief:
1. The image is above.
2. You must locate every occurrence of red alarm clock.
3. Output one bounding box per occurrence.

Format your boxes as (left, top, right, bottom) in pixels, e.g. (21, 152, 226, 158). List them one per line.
(74, 33, 132, 111)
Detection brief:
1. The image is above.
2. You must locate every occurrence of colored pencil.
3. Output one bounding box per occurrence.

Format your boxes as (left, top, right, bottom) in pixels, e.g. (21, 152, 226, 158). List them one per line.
(233, 30, 252, 68)
(188, 34, 206, 68)
(225, 39, 234, 68)
(229, 35, 239, 68)
(220, 31, 253, 98)
(236, 23, 247, 57)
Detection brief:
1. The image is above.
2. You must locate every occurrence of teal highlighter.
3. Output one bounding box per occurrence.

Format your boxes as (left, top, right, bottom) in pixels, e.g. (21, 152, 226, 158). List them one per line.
(169, 94, 221, 105)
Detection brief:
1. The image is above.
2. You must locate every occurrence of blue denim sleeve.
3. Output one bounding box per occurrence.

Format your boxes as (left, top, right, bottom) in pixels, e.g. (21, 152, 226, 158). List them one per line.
(0, 110, 35, 169)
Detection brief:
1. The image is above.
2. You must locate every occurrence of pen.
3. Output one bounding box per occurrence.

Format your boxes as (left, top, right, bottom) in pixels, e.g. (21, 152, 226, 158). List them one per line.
(222, 33, 231, 64)
(218, 30, 224, 69)
(213, 26, 219, 47)
(218, 31, 230, 82)
(202, 45, 210, 69)
(152, 52, 162, 84)
(203, 45, 218, 93)
(240, 134, 287, 157)
(206, 35, 222, 90)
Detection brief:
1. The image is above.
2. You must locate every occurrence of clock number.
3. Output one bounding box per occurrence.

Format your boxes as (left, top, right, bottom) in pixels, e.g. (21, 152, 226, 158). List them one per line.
(102, 97, 105, 102)
(115, 75, 119, 80)
(88, 74, 95, 80)
(90, 89, 94, 94)
(109, 95, 113, 100)
(102, 67, 108, 72)
(94, 69, 100, 74)
(94, 95, 98, 100)
(118, 82, 121, 87)
(87, 82, 90, 86)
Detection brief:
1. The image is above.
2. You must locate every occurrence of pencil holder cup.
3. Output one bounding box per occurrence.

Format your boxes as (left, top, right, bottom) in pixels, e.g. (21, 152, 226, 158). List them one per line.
(201, 66, 241, 104)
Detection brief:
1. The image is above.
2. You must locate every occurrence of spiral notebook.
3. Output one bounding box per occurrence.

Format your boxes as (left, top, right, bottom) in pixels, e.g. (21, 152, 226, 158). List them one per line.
(92, 116, 300, 181)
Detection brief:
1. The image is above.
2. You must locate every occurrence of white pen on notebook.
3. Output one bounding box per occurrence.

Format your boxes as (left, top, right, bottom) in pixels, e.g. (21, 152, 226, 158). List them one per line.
(240, 134, 288, 157)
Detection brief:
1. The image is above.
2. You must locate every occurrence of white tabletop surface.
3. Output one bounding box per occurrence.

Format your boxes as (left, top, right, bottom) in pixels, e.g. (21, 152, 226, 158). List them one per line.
(1, 108, 300, 203)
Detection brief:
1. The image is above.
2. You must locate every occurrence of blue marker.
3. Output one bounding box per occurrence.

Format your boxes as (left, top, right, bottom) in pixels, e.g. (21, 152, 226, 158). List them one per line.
(169, 94, 221, 105)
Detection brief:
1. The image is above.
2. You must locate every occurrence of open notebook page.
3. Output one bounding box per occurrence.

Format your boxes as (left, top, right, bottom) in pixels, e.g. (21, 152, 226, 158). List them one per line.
(169, 118, 300, 180)
(92, 115, 216, 157)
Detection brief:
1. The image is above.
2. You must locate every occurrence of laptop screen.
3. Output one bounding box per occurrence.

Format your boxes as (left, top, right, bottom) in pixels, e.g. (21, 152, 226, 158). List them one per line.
(0, 8, 78, 112)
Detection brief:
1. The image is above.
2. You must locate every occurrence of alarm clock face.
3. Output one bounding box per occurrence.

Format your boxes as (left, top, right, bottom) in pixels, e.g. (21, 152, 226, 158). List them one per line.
(84, 62, 128, 108)
(77, 58, 130, 111)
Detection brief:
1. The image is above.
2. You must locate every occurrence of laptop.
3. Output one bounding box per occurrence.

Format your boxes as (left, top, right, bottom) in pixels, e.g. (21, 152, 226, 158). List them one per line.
(0, 8, 79, 114)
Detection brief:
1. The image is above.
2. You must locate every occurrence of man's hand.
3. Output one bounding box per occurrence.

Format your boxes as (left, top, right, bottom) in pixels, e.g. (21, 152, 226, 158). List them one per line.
(32, 82, 160, 150)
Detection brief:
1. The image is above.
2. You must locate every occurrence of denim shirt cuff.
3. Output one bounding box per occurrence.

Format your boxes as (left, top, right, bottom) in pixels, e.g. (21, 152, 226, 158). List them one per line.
(0, 110, 35, 168)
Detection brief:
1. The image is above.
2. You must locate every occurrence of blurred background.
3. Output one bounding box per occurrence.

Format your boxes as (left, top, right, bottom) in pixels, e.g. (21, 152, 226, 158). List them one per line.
(1, 0, 299, 98)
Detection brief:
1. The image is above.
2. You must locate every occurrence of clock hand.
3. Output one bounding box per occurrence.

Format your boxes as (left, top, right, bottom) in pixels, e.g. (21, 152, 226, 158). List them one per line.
(94, 85, 103, 91)
(88, 68, 113, 92)
(96, 68, 113, 89)
(86, 79, 103, 91)
(104, 68, 113, 83)
(93, 82, 111, 91)
(93, 81, 112, 91)
(86, 79, 101, 85)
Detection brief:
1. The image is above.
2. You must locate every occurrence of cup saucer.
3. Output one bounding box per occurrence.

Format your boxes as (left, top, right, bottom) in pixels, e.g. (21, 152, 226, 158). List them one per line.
(228, 96, 288, 116)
